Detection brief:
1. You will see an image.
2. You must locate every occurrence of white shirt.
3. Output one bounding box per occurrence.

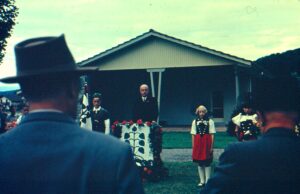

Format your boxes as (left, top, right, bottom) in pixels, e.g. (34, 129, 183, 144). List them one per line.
(190, 119, 216, 135)
(142, 97, 147, 102)
(93, 106, 101, 113)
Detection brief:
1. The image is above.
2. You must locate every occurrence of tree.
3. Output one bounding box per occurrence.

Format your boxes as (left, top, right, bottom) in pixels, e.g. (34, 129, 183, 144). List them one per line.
(0, 0, 18, 64)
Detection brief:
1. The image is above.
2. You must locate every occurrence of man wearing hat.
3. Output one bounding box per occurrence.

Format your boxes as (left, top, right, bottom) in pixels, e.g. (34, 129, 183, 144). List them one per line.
(0, 35, 144, 194)
(201, 76, 300, 194)
(91, 92, 110, 134)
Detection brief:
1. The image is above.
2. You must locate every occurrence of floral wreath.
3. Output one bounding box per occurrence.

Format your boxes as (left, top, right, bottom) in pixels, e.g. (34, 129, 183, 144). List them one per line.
(111, 119, 168, 181)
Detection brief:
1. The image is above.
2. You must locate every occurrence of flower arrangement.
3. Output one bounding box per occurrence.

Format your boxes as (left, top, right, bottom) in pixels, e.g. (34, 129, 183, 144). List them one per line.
(111, 119, 168, 181)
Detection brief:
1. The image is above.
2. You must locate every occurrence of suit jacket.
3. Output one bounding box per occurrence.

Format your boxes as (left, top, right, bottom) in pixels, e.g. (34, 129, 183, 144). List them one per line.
(132, 96, 158, 122)
(0, 112, 144, 194)
(91, 107, 109, 133)
(201, 128, 300, 194)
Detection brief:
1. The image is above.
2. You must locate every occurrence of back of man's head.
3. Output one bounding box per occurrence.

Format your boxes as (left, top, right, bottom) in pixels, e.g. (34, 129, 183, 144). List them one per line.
(19, 75, 80, 103)
(254, 76, 300, 113)
(254, 76, 300, 129)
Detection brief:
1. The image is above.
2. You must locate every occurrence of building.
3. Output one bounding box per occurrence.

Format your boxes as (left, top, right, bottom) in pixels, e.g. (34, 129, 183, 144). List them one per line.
(79, 30, 252, 126)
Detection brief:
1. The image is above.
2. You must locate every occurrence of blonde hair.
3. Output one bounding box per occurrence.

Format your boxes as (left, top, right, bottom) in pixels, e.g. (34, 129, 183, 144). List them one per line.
(195, 105, 208, 115)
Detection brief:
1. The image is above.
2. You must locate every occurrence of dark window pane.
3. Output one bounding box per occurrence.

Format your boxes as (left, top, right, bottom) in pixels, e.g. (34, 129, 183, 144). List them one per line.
(212, 91, 224, 118)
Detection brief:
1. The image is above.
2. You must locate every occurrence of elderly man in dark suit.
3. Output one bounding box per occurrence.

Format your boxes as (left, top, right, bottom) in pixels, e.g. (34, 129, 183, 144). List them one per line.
(0, 35, 144, 194)
(132, 84, 158, 122)
(201, 76, 300, 194)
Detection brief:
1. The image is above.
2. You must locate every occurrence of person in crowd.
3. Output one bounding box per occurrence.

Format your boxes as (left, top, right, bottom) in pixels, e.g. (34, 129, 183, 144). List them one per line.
(191, 105, 216, 187)
(5, 105, 18, 130)
(0, 105, 7, 134)
(0, 35, 144, 194)
(232, 103, 259, 141)
(16, 104, 29, 125)
(6, 105, 17, 122)
(201, 76, 300, 194)
(91, 92, 110, 134)
(132, 84, 158, 122)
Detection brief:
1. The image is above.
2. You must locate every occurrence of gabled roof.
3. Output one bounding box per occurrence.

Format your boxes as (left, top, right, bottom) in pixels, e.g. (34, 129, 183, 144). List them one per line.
(79, 29, 252, 67)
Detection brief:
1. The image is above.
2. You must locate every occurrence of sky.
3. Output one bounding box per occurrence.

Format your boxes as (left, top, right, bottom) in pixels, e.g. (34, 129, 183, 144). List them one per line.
(1, 0, 300, 90)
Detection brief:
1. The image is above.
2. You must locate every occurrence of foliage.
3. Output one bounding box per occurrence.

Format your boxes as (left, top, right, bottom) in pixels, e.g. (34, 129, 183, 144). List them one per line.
(253, 48, 300, 77)
(0, 0, 18, 64)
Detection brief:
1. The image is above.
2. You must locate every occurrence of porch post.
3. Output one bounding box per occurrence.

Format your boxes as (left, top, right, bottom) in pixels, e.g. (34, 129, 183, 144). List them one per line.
(147, 68, 165, 123)
(149, 71, 155, 97)
(249, 77, 252, 93)
(235, 66, 240, 102)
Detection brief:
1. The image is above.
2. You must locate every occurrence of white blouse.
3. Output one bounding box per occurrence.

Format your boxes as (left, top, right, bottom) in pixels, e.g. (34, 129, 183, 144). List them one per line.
(190, 119, 216, 135)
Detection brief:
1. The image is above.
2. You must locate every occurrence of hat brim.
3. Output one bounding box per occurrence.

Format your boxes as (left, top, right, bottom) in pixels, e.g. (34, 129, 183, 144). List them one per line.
(0, 66, 97, 83)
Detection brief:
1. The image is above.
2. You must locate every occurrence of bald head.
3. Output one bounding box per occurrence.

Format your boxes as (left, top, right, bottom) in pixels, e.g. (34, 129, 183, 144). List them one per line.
(139, 84, 149, 97)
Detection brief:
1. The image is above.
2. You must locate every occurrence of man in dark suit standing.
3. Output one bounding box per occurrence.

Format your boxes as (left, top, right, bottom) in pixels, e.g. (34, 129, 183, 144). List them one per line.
(133, 84, 158, 122)
(0, 35, 144, 194)
(201, 76, 300, 194)
(91, 92, 110, 134)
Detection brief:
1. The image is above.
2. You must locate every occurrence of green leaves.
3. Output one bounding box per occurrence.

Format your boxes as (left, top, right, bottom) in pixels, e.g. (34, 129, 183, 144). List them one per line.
(0, 0, 18, 64)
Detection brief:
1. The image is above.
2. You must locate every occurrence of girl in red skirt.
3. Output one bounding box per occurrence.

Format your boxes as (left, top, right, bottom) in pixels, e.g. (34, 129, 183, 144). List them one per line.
(191, 105, 216, 187)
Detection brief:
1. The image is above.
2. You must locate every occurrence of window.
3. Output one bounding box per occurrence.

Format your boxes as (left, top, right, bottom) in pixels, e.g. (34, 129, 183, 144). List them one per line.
(212, 91, 224, 118)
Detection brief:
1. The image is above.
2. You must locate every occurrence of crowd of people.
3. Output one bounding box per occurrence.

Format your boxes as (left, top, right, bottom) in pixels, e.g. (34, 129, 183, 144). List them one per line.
(0, 34, 299, 194)
(0, 103, 29, 134)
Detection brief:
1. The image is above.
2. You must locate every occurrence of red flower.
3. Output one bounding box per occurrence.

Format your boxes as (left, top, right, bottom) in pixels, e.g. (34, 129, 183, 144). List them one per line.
(137, 119, 143, 125)
(111, 125, 116, 130)
(113, 120, 119, 125)
(145, 121, 151, 127)
(143, 167, 148, 172)
(129, 120, 134, 125)
(122, 120, 127, 125)
(147, 169, 153, 175)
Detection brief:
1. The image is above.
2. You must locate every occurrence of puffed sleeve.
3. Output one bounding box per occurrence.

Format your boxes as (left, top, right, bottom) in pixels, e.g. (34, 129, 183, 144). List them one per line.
(190, 120, 196, 135)
(232, 113, 242, 127)
(209, 119, 216, 134)
(252, 114, 258, 124)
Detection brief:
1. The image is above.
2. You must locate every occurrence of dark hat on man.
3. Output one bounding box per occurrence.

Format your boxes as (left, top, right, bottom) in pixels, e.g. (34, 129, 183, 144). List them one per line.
(254, 76, 300, 113)
(0, 34, 95, 83)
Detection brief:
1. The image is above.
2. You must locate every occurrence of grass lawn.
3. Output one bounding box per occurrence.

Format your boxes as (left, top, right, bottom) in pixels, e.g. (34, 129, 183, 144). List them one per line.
(163, 131, 237, 149)
(144, 162, 201, 194)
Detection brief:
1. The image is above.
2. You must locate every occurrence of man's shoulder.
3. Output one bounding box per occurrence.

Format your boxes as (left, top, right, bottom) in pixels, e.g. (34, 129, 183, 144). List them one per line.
(223, 140, 260, 157)
(76, 129, 129, 151)
(100, 107, 109, 113)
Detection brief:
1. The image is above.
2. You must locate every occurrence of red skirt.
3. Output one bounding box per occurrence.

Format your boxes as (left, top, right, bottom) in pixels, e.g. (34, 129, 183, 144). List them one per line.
(192, 134, 213, 162)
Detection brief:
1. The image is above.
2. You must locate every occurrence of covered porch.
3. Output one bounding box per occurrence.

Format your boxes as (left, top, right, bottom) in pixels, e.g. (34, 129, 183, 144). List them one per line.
(80, 30, 252, 126)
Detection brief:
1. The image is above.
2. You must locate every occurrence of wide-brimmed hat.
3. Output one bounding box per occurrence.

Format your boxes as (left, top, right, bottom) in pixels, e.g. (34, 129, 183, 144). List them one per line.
(0, 34, 96, 83)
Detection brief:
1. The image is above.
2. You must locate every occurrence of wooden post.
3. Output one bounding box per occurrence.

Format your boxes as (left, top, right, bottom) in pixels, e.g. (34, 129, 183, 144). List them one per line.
(235, 67, 240, 102)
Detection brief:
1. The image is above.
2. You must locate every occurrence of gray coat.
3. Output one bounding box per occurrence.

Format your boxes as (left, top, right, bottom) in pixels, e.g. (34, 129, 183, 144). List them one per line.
(0, 112, 144, 194)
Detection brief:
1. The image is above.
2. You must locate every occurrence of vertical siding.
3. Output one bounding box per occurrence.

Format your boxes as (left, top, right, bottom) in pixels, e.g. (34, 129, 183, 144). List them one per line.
(97, 38, 233, 70)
